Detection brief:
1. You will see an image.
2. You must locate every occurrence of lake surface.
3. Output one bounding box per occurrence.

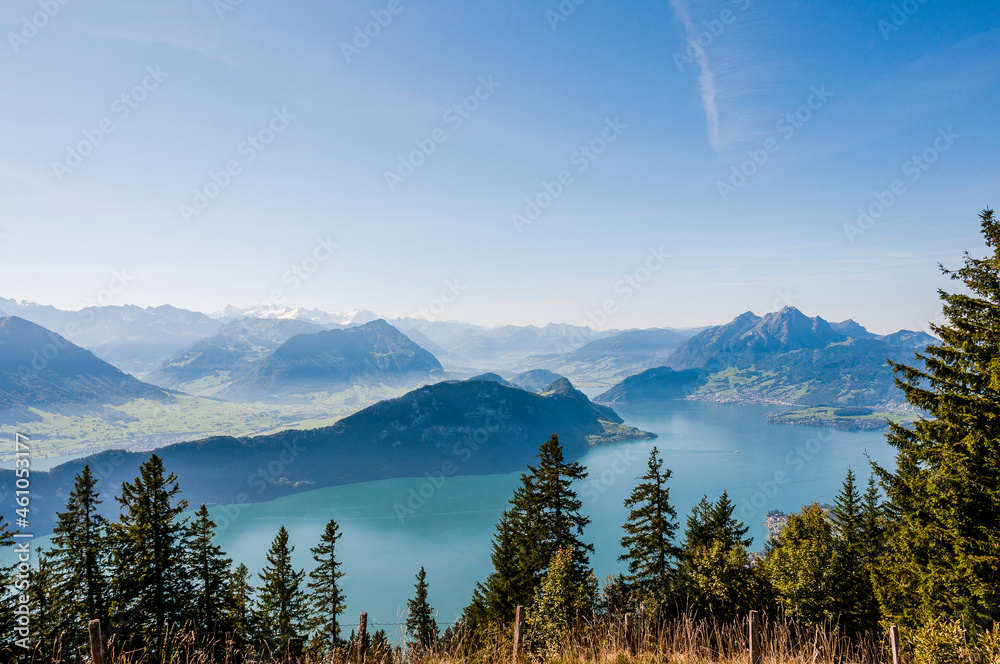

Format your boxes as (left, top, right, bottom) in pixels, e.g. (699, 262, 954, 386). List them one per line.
(202, 400, 896, 640)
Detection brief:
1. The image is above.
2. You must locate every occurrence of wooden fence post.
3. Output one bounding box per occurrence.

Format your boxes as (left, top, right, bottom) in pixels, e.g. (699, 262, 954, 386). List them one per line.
(624, 613, 635, 655)
(889, 624, 902, 664)
(88, 619, 105, 664)
(512, 605, 525, 664)
(748, 610, 762, 664)
(358, 612, 368, 664)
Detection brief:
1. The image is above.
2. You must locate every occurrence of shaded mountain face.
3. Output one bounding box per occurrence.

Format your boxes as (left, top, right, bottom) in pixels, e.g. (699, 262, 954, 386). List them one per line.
(218, 319, 444, 400)
(146, 317, 325, 389)
(0, 298, 223, 375)
(9, 377, 652, 533)
(510, 369, 566, 392)
(0, 317, 173, 420)
(594, 367, 707, 404)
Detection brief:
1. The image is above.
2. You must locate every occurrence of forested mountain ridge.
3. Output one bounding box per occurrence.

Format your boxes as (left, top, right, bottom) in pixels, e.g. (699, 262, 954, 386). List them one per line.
(0, 375, 650, 533)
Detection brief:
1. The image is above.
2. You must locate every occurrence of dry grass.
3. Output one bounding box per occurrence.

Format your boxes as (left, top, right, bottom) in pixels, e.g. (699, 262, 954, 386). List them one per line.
(12, 613, 893, 664)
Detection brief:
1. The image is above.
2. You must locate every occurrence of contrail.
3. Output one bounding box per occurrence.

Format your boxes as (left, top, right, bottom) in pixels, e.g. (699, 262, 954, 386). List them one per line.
(671, 0, 722, 151)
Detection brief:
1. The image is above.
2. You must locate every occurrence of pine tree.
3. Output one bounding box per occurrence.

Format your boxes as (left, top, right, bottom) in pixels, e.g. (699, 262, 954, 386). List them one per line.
(406, 567, 437, 651)
(619, 446, 680, 608)
(109, 454, 192, 650)
(187, 505, 234, 639)
(256, 526, 308, 657)
(48, 465, 109, 649)
(307, 518, 347, 652)
(874, 209, 1000, 629)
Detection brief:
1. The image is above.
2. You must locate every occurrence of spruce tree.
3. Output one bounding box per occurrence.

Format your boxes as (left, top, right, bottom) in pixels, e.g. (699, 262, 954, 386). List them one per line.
(226, 563, 256, 646)
(256, 526, 308, 656)
(27, 553, 60, 653)
(512, 434, 593, 588)
(307, 518, 347, 652)
(676, 491, 755, 621)
(48, 465, 109, 648)
(466, 434, 593, 627)
(187, 504, 234, 638)
(406, 567, 437, 651)
(831, 469, 880, 633)
(468, 509, 532, 626)
(859, 473, 886, 571)
(109, 454, 192, 650)
(619, 446, 680, 608)
(874, 209, 1000, 628)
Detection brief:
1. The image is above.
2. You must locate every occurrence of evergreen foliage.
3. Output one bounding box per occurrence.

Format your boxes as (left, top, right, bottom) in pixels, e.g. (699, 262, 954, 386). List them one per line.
(527, 548, 596, 653)
(465, 434, 594, 627)
(187, 504, 235, 638)
(676, 491, 756, 621)
(307, 518, 347, 653)
(618, 446, 680, 609)
(109, 453, 192, 649)
(48, 465, 109, 648)
(256, 525, 309, 657)
(406, 567, 437, 651)
(763, 503, 839, 624)
(874, 209, 1000, 629)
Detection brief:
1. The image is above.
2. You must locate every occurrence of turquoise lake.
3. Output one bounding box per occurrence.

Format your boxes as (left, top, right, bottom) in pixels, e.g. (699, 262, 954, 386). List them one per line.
(201, 400, 896, 640)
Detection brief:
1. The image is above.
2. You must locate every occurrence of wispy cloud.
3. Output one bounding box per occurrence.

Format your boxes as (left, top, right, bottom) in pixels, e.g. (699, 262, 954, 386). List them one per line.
(670, 0, 722, 151)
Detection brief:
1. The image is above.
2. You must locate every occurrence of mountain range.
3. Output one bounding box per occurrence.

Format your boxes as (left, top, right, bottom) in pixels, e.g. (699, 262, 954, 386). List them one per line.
(596, 307, 935, 407)
(0, 317, 173, 423)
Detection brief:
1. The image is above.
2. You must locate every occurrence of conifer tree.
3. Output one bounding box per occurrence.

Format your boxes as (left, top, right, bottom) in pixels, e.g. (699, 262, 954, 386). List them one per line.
(307, 518, 347, 652)
(226, 563, 256, 646)
(676, 491, 755, 621)
(619, 447, 680, 608)
(27, 553, 60, 653)
(48, 465, 109, 648)
(468, 509, 532, 626)
(406, 567, 437, 651)
(830, 468, 880, 632)
(256, 526, 308, 656)
(874, 209, 1000, 628)
(511, 434, 593, 588)
(109, 454, 192, 650)
(466, 435, 593, 627)
(187, 504, 234, 638)
(859, 473, 886, 571)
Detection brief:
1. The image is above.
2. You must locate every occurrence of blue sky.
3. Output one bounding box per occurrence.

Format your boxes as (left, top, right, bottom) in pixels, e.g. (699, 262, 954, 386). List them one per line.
(1, 0, 997, 334)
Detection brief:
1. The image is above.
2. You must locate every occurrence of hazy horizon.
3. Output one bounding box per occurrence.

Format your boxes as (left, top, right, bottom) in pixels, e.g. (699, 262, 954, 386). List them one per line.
(2, 0, 995, 335)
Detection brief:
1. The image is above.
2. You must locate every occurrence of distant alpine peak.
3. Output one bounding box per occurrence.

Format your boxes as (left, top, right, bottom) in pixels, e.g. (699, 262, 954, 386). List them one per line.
(213, 305, 380, 326)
